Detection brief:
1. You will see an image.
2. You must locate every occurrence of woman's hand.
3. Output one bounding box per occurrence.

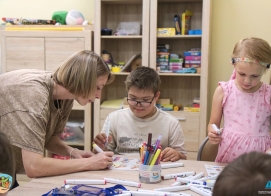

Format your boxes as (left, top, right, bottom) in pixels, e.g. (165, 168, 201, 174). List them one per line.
(86, 151, 114, 170)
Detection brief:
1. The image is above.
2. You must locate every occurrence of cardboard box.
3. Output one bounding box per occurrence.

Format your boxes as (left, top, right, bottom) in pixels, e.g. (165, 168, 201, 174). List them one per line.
(157, 28, 176, 36)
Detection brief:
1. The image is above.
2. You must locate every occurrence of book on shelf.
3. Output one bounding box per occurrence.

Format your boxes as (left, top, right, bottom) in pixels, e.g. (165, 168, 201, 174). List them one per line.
(193, 97, 200, 104)
(184, 107, 200, 112)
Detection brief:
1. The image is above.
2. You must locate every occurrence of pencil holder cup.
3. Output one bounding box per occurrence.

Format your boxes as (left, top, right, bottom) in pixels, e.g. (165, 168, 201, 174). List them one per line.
(139, 164, 161, 184)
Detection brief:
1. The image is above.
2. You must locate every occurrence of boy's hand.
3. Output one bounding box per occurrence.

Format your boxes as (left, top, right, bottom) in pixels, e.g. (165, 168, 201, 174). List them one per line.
(208, 129, 222, 144)
(161, 147, 182, 162)
(93, 133, 112, 152)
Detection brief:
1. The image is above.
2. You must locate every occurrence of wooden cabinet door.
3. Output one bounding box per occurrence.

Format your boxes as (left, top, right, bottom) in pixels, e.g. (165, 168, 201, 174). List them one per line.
(4, 37, 45, 71)
(45, 37, 85, 71)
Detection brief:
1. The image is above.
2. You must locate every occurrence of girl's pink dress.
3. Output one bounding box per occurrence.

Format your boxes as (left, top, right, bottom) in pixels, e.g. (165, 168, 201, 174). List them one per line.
(216, 79, 271, 163)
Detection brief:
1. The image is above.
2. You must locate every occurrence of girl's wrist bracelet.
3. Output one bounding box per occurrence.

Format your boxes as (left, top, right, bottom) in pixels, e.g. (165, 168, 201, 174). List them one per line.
(69, 148, 78, 159)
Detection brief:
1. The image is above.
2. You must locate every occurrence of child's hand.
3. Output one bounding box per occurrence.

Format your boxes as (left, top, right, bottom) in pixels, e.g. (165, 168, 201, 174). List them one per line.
(208, 129, 222, 145)
(161, 147, 182, 162)
(93, 133, 112, 152)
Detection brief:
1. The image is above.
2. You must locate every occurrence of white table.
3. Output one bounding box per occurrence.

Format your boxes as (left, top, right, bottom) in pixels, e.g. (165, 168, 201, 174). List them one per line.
(8, 155, 226, 196)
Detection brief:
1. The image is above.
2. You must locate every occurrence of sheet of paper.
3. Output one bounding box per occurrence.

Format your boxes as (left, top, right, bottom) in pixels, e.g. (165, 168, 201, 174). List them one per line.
(204, 164, 225, 176)
(110, 156, 141, 170)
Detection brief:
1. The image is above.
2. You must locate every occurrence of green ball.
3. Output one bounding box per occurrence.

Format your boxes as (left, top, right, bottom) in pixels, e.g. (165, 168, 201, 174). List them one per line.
(52, 11, 68, 25)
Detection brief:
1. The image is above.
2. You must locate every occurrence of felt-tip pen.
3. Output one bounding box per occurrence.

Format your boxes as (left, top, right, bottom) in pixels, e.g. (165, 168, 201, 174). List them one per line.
(137, 189, 191, 196)
(161, 162, 184, 169)
(64, 179, 106, 185)
(122, 190, 166, 196)
(153, 185, 190, 192)
(212, 124, 221, 135)
(104, 178, 141, 188)
(162, 171, 195, 180)
(190, 186, 212, 196)
(93, 143, 104, 153)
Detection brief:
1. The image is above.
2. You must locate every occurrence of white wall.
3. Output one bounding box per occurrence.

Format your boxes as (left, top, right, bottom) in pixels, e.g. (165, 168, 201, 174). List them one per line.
(0, 0, 94, 23)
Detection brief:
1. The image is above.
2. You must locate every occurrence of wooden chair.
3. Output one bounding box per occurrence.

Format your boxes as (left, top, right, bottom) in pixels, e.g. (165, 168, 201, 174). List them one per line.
(197, 136, 219, 161)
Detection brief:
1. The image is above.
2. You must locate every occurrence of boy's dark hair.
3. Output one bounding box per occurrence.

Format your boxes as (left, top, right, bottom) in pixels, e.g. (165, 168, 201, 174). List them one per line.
(213, 151, 271, 196)
(0, 133, 15, 187)
(125, 67, 161, 95)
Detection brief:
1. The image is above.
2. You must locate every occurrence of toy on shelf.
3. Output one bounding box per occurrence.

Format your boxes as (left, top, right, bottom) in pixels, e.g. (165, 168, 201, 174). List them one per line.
(173, 104, 182, 111)
(66, 10, 85, 25)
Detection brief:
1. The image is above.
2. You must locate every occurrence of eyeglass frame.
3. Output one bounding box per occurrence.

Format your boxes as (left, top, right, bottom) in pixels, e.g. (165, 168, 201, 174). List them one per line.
(126, 95, 156, 108)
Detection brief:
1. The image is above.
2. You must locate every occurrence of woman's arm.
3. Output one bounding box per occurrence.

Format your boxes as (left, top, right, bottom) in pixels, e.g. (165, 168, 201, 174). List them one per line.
(22, 148, 114, 178)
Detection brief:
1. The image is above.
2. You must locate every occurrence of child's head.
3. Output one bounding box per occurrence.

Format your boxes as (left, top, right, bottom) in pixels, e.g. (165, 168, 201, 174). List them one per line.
(230, 37, 271, 91)
(0, 133, 15, 195)
(213, 151, 271, 196)
(52, 50, 114, 99)
(125, 67, 161, 118)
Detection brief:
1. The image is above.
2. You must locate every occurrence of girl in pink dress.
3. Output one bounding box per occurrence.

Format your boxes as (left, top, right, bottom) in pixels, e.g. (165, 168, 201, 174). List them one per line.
(208, 37, 271, 163)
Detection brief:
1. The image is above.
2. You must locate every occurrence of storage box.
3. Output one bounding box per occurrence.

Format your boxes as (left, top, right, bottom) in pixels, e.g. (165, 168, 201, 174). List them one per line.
(157, 28, 176, 36)
(59, 121, 84, 141)
(115, 22, 141, 35)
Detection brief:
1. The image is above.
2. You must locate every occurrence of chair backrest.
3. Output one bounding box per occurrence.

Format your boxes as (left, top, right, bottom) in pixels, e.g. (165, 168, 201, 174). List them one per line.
(197, 136, 219, 161)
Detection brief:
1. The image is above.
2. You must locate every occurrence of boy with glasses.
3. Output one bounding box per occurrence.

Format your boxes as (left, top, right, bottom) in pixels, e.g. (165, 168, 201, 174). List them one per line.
(94, 67, 186, 161)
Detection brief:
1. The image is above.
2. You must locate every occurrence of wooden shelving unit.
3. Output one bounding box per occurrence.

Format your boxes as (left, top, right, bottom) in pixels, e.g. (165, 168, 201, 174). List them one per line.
(0, 26, 93, 151)
(94, 0, 211, 160)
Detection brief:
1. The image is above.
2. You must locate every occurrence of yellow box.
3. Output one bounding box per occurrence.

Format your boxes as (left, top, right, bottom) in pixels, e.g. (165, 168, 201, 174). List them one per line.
(184, 107, 200, 112)
(157, 28, 176, 36)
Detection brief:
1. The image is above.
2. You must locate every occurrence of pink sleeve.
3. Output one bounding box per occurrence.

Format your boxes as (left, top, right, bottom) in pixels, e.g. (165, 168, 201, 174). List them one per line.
(218, 81, 229, 107)
(264, 84, 271, 108)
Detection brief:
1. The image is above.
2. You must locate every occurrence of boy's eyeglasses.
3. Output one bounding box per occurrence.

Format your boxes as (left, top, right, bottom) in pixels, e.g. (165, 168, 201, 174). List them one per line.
(127, 96, 155, 108)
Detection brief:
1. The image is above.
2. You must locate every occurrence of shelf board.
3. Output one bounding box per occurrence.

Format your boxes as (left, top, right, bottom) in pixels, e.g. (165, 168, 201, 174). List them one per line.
(111, 72, 130, 75)
(158, 73, 200, 76)
(101, 0, 142, 5)
(157, 35, 201, 39)
(101, 35, 142, 39)
(158, 0, 202, 3)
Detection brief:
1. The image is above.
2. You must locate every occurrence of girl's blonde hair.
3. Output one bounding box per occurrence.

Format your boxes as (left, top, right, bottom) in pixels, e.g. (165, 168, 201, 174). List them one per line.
(52, 50, 114, 98)
(231, 37, 271, 71)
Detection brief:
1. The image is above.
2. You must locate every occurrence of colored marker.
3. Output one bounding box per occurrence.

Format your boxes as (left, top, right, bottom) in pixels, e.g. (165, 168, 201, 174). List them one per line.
(161, 162, 184, 169)
(189, 184, 213, 191)
(176, 178, 206, 185)
(105, 120, 110, 147)
(64, 179, 106, 185)
(162, 171, 195, 180)
(188, 172, 204, 180)
(153, 185, 190, 192)
(198, 174, 218, 181)
(104, 178, 141, 188)
(150, 149, 161, 166)
(212, 124, 221, 135)
(93, 143, 104, 153)
(144, 133, 152, 165)
(171, 181, 182, 186)
(122, 190, 165, 196)
(190, 186, 212, 196)
(137, 189, 189, 196)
